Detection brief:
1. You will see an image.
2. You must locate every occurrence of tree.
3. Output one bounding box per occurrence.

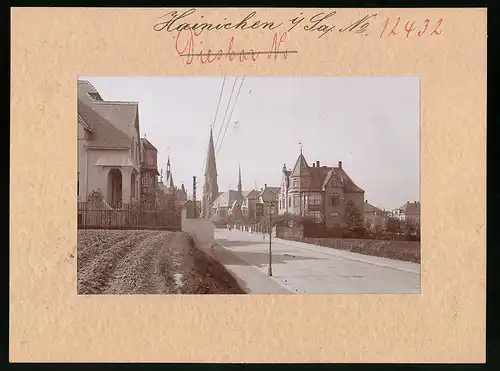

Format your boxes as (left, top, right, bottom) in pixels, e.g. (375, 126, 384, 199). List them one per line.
(371, 214, 384, 239)
(402, 218, 419, 241)
(342, 201, 365, 238)
(384, 216, 402, 239)
(364, 219, 373, 238)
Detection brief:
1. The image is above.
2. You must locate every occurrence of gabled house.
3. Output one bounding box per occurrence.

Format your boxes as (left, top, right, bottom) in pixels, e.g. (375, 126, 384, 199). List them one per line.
(77, 80, 142, 207)
(277, 151, 365, 230)
(256, 185, 281, 218)
(241, 189, 260, 221)
(392, 201, 420, 223)
(363, 200, 389, 223)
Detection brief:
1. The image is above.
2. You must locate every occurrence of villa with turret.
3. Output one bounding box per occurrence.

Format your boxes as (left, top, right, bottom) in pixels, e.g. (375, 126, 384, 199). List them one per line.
(278, 150, 365, 231)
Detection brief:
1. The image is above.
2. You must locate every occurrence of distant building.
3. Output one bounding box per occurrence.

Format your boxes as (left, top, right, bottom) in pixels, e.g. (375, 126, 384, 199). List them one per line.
(156, 157, 187, 208)
(392, 201, 420, 223)
(140, 137, 160, 205)
(257, 185, 281, 219)
(363, 200, 389, 223)
(201, 128, 280, 223)
(241, 189, 260, 221)
(277, 150, 365, 230)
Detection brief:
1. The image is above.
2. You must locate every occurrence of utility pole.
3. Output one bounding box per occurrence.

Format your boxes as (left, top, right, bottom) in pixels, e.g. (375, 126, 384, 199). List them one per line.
(193, 176, 197, 218)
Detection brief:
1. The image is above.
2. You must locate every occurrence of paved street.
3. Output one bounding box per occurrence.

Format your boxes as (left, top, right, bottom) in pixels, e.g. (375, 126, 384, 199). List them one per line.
(214, 229, 421, 294)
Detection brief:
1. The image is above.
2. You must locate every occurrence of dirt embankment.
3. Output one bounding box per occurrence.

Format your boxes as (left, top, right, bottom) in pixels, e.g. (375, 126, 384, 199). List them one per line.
(77, 230, 244, 294)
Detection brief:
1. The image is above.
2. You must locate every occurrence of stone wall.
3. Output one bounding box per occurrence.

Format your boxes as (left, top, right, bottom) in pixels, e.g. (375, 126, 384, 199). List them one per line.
(181, 208, 214, 248)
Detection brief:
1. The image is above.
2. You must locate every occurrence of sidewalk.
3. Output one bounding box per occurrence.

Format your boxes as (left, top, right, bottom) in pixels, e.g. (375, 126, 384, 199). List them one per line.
(198, 243, 293, 294)
(273, 236, 420, 274)
(214, 228, 420, 294)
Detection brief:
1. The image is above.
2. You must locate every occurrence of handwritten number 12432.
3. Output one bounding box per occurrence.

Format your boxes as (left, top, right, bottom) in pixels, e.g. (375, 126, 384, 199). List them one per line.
(380, 18, 443, 38)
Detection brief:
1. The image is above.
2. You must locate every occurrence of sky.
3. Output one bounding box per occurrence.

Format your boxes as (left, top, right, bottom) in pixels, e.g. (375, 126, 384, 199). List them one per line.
(80, 76, 420, 210)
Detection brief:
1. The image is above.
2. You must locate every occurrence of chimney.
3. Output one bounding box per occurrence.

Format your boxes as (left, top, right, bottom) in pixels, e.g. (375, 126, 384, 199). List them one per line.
(366, 200, 368, 203)
(338, 161, 342, 169)
(264, 184, 267, 189)
(312, 163, 315, 167)
(316, 160, 320, 167)
(407, 201, 410, 204)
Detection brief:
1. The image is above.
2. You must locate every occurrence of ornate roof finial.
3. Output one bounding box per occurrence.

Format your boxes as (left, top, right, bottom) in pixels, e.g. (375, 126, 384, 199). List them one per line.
(299, 142, 303, 154)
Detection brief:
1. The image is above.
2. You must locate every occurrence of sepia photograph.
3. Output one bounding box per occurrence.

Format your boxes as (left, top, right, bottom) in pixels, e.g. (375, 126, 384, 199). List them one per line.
(77, 76, 420, 295)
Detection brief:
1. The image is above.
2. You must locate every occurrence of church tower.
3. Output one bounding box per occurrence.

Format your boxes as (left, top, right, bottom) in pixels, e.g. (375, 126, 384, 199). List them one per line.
(202, 128, 219, 218)
(165, 156, 175, 194)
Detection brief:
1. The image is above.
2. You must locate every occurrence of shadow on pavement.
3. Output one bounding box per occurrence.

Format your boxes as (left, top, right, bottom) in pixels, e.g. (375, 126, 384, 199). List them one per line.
(213, 248, 325, 268)
(216, 238, 268, 247)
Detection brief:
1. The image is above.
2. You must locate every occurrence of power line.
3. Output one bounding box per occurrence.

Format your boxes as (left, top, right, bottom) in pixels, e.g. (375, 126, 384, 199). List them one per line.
(215, 76, 238, 150)
(202, 76, 226, 173)
(211, 76, 226, 133)
(216, 76, 245, 156)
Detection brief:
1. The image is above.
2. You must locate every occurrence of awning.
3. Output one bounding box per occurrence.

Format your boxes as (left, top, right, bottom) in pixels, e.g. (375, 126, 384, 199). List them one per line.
(95, 154, 135, 167)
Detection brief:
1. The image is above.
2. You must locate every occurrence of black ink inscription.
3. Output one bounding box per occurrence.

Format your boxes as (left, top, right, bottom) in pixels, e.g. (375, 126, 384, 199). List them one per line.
(154, 8, 283, 33)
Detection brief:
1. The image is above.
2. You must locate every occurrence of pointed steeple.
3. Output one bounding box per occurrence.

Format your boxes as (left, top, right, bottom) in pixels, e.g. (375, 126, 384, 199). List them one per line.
(204, 127, 217, 177)
(165, 156, 174, 191)
(202, 127, 219, 218)
(237, 163, 242, 193)
(291, 151, 310, 177)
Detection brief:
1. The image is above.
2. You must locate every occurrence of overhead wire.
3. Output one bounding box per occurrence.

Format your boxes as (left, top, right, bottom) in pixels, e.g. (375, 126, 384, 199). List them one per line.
(214, 76, 238, 150)
(216, 76, 245, 156)
(202, 76, 226, 174)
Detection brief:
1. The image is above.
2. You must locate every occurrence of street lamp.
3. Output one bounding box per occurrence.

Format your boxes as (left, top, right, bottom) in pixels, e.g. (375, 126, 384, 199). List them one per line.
(268, 200, 275, 276)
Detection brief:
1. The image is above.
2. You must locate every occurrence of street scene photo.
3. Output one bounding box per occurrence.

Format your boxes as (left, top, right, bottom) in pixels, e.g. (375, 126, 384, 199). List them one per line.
(77, 76, 421, 294)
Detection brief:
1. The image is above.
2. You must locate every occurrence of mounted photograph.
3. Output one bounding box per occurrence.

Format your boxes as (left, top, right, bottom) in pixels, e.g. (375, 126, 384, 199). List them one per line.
(77, 75, 420, 295)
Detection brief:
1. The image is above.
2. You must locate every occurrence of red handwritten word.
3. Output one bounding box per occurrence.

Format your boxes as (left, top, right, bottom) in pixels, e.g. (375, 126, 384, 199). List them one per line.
(175, 27, 293, 65)
(380, 17, 443, 38)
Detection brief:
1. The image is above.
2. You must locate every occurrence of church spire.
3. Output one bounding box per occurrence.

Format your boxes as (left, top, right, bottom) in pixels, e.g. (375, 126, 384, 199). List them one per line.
(204, 127, 217, 177)
(202, 127, 219, 218)
(237, 163, 242, 193)
(165, 156, 174, 190)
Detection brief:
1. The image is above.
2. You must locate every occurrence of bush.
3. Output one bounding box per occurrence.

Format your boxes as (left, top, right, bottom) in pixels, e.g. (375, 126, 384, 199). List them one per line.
(341, 201, 365, 238)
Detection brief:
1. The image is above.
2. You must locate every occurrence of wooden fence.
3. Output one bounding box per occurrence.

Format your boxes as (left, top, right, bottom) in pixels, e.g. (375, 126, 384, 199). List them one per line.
(77, 201, 181, 230)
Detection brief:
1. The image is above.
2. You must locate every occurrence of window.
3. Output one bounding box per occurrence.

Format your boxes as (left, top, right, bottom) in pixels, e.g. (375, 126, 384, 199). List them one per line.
(77, 172, 79, 196)
(293, 178, 298, 188)
(142, 173, 153, 188)
(331, 179, 338, 188)
(309, 211, 323, 224)
(309, 192, 322, 205)
(294, 195, 300, 207)
(288, 198, 291, 207)
(329, 193, 339, 206)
